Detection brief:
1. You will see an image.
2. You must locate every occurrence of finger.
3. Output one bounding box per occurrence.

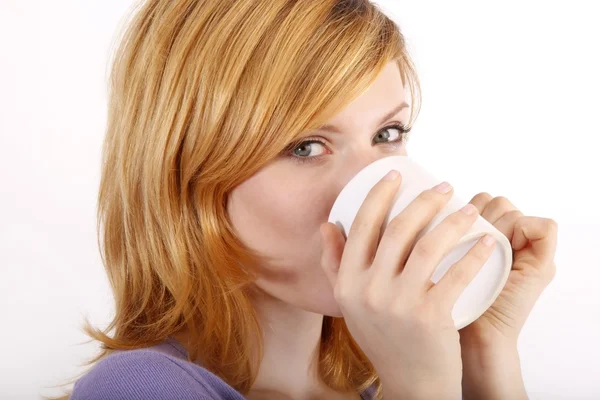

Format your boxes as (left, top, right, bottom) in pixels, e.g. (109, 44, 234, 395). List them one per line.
(480, 196, 519, 224)
(320, 222, 346, 278)
(511, 216, 558, 266)
(319, 222, 338, 288)
(491, 209, 523, 243)
(401, 203, 480, 291)
(468, 192, 493, 214)
(338, 170, 402, 279)
(429, 233, 497, 308)
(371, 182, 454, 281)
(468, 194, 523, 245)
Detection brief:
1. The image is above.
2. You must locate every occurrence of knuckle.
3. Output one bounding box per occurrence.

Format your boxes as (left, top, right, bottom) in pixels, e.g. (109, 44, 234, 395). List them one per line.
(412, 240, 435, 259)
(362, 290, 384, 312)
(514, 217, 525, 231)
(506, 210, 523, 220)
(349, 219, 371, 237)
(471, 192, 493, 203)
(448, 264, 469, 284)
(445, 212, 470, 231)
(384, 216, 407, 236)
(491, 196, 513, 208)
(419, 189, 439, 203)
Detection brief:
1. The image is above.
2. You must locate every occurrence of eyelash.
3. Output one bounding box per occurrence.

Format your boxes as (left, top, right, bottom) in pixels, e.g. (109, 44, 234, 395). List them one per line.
(283, 123, 412, 165)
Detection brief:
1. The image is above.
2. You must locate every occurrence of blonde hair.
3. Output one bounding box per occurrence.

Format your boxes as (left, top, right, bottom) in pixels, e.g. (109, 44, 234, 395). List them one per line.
(47, 0, 421, 398)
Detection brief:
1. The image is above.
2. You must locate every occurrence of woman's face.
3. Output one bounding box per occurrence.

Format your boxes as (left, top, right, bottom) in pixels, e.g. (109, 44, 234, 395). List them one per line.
(227, 61, 410, 316)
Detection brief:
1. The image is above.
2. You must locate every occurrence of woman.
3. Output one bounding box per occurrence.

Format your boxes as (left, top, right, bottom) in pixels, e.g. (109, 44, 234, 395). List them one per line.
(52, 0, 558, 399)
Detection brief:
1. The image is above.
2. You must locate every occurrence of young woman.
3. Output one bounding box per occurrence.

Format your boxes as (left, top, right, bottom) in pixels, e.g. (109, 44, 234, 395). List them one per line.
(53, 0, 558, 399)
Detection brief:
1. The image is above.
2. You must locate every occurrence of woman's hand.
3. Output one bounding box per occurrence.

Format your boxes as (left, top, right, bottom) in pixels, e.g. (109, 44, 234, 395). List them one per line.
(320, 172, 495, 400)
(458, 193, 558, 348)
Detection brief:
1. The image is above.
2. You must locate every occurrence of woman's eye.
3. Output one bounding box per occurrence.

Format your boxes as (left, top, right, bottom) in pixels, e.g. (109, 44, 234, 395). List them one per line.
(284, 123, 410, 165)
(292, 140, 326, 158)
(373, 125, 405, 144)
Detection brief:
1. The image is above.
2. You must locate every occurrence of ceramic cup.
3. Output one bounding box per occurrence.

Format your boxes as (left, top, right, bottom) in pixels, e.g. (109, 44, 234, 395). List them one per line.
(328, 155, 512, 329)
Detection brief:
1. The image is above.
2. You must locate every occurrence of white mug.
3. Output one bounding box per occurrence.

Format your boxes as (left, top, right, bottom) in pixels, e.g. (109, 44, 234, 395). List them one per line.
(328, 155, 512, 329)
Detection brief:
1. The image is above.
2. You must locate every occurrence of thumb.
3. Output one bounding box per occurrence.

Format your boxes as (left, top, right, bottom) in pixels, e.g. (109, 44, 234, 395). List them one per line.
(319, 222, 346, 287)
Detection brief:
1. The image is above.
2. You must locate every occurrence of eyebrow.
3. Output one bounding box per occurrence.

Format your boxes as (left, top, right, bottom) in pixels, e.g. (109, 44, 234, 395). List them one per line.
(315, 101, 410, 134)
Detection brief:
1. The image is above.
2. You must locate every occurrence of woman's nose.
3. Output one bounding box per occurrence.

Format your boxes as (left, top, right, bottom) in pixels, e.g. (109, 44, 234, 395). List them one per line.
(325, 148, 408, 218)
(335, 152, 392, 192)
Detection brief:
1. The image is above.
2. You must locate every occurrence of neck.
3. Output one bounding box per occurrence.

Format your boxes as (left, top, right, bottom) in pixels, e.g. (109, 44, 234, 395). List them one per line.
(172, 287, 361, 399)
(246, 287, 326, 399)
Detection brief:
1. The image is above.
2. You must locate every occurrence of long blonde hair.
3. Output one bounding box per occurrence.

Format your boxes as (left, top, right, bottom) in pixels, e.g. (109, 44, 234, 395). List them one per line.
(47, 0, 421, 398)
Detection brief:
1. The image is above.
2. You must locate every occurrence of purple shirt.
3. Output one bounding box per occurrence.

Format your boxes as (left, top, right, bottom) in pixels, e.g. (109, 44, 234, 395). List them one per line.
(71, 337, 376, 399)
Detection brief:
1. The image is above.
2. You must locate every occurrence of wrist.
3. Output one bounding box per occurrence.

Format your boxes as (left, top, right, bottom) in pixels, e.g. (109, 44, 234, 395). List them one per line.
(461, 344, 527, 400)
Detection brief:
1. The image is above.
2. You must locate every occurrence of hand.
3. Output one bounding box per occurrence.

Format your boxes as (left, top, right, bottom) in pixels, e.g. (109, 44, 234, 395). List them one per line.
(458, 193, 558, 349)
(320, 173, 495, 400)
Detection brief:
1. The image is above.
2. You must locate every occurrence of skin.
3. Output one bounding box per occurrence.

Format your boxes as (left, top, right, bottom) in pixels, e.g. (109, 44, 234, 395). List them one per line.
(224, 60, 558, 399)
(228, 61, 409, 399)
(458, 195, 558, 399)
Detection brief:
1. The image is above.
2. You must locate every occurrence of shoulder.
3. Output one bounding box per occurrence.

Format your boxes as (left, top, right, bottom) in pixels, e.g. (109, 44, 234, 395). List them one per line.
(71, 341, 244, 400)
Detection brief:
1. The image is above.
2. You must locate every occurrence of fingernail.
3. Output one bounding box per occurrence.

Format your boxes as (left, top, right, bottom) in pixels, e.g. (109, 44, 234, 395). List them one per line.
(434, 181, 452, 193)
(383, 169, 400, 181)
(461, 204, 477, 215)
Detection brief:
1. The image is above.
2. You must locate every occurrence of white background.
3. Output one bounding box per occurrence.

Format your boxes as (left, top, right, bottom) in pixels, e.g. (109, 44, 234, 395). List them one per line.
(1, 0, 598, 399)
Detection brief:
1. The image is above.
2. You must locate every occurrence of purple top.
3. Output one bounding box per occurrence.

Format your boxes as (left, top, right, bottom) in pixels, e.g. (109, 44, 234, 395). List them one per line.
(71, 337, 377, 399)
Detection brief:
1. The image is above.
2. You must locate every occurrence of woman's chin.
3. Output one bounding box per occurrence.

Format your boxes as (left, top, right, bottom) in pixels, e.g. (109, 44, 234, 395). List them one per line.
(323, 308, 344, 318)
(307, 298, 344, 318)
